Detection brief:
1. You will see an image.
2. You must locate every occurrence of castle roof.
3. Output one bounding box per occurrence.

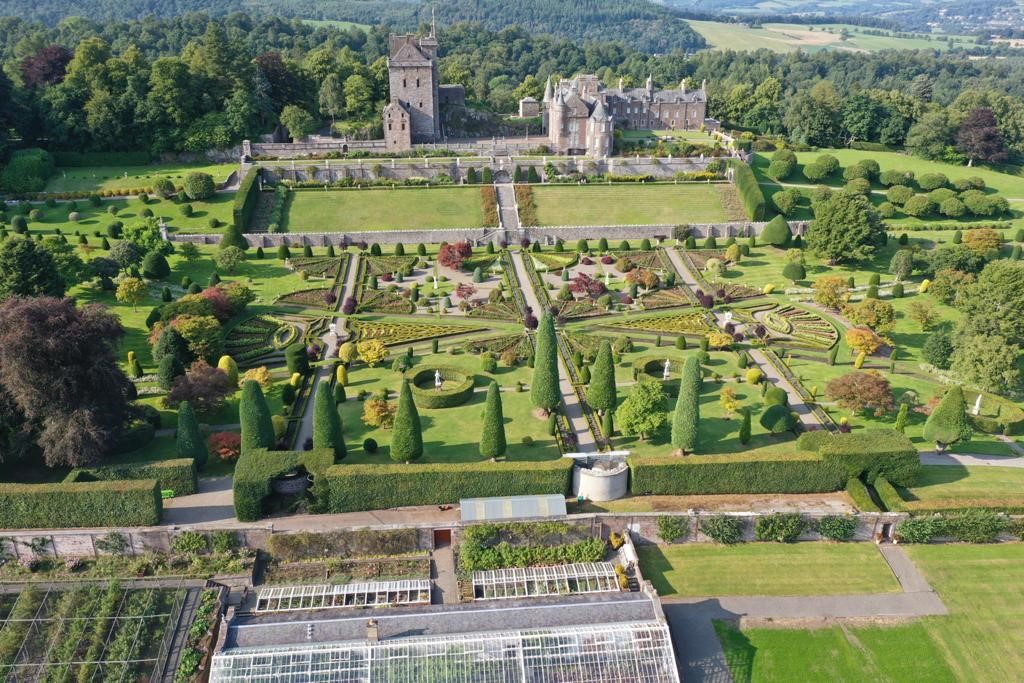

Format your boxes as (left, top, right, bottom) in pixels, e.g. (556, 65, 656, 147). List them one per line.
(563, 91, 590, 117)
(388, 35, 432, 64)
(590, 99, 610, 121)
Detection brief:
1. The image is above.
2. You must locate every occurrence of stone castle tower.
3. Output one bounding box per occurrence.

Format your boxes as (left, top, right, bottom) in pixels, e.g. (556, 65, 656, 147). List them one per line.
(384, 15, 440, 151)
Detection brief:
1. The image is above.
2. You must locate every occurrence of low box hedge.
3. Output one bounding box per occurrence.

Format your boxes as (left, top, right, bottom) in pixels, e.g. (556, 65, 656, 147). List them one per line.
(326, 459, 574, 512)
(845, 476, 881, 512)
(65, 458, 198, 496)
(873, 476, 907, 512)
(0, 480, 161, 528)
(233, 447, 334, 522)
(406, 367, 475, 408)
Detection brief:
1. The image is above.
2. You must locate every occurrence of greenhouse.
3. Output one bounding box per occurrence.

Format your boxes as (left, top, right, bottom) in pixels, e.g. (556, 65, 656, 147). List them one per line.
(255, 580, 431, 612)
(210, 620, 680, 682)
(472, 562, 621, 600)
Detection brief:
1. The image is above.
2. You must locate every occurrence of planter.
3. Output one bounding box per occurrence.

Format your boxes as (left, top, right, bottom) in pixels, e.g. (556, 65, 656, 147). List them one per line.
(271, 471, 311, 495)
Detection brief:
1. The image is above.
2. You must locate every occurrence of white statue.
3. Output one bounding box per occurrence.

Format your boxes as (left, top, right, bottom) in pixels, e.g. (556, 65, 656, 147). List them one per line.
(432, 274, 438, 290)
(434, 369, 443, 390)
(329, 323, 337, 338)
(973, 394, 983, 416)
(663, 359, 671, 380)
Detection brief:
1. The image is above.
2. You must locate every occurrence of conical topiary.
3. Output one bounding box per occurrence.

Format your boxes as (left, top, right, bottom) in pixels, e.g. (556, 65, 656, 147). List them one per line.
(531, 313, 561, 413)
(671, 356, 700, 453)
(390, 380, 423, 461)
(312, 380, 346, 459)
(239, 380, 275, 451)
(923, 386, 972, 450)
(761, 215, 792, 247)
(176, 401, 207, 467)
(586, 340, 616, 413)
(479, 383, 507, 458)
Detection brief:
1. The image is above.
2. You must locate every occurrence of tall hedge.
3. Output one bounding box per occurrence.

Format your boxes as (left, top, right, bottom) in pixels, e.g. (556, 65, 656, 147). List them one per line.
(671, 356, 700, 453)
(240, 380, 275, 451)
(532, 313, 561, 412)
(233, 448, 334, 521)
(390, 380, 423, 462)
(176, 401, 207, 468)
(326, 459, 574, 512)
(66, 459, 197, 497)
(480, 382, 507, 458)
(729, 158, 768, 221)
(0, 481, 161, 528)
(312, 380, 345, 459)
(586, 340, 616, 413)
(232, 168, 261, 232)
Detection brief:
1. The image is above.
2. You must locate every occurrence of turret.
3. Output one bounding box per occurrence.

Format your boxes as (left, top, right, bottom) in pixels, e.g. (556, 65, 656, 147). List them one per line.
(680, 78, 687, 95)
(645, 74, 654, 97)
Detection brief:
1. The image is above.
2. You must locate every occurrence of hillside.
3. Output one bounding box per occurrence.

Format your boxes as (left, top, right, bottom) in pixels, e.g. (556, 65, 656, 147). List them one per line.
(1, 0, 707, 53)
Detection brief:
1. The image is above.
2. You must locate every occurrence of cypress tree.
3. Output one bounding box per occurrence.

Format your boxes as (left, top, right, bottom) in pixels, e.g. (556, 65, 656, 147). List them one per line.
(923, 386, 972, 450)
(313, 380, 346, 459)
(240, 380, 275, 451)
(333, 382, 347, 404)
(394, 242, 405, 256)
(153, 327, 191, 366)
(894, 402, 909, 433)
(176, 401, 207, 467)
(586, 340, 616, 413)
(303, 244, 314, 257)
(671, 356, 700, 453)
(738, 408, 751, 445)
(531, 313, 561, 413)
(391, 380, 423, 462)
(479, 383, 507, 458)
(158, 354, 184, 390)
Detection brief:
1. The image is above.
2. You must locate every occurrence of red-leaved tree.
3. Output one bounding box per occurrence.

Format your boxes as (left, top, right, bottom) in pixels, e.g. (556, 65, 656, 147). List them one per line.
(569, 273, 607, 298)
(439, 241, 473, 270)
(825, 370, 895, 417)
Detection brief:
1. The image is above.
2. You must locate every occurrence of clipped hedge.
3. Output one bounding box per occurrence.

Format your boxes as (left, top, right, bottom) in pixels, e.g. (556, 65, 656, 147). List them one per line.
(631, 429, 919, 496)
(233, 447, 335, 522)
(232, 168, 261, 232)
(406, 367, 475, 408)
(845, 477, 881, 512)
(65, 458, 197, 496)
(0, 480, 161, 528)
(326, 459, 574, 512)
(729, 158, 767, 221)
(873, 476, 906, 512)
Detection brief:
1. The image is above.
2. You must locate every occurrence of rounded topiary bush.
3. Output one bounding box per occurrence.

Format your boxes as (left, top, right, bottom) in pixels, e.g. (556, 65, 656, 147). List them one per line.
(29, 209, 42, 221)
(363, 438, 378, 454)
(68, 211, 81, 222)
(407, 367, 474, 408)
(182, 172, 215, 200)
(760, 215, 791, 247)
(11, 216, 27, 233)
(764, 386, 788, 406)
(180, 204, 193, 217)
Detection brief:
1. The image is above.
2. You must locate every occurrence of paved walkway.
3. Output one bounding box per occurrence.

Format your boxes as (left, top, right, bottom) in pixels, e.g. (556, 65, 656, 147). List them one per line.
(495, 182, 519, 232)
(663, 544, 946, 682)
(430, 541, 459, 605)
(293, 252, 361, 449)
(921, 450, 1024, 467)
(508, 250, 596, 452)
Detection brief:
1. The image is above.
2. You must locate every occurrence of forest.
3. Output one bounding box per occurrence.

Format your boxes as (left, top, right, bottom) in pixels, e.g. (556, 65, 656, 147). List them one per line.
(1, 12, 1024, 165)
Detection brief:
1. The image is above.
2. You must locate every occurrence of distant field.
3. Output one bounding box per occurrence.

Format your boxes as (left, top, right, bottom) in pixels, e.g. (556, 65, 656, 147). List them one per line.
(687, 20, 973, 53)
(45, 162, 237, 193)
(531, 183, 736, 225)
(300, 19, 371, 31)
(284, 187, 487, 232)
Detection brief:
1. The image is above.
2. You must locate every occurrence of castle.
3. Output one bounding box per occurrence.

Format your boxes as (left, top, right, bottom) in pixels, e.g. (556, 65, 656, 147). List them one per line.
(538, 74, 709, 156)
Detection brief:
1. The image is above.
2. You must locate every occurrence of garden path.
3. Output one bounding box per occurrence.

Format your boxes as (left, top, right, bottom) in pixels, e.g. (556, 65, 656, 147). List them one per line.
(921, 450, 1024, 467)
(293, 252, 361, 450)
(495, 182, 520, 230)
(663, 544, 946, 682)
(509, 250, 596, 452)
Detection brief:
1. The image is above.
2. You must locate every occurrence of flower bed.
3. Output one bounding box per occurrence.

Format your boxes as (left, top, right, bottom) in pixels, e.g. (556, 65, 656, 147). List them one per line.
(683, 249, 727, 270)
(466, 300, 520, 320)
(464, 334, 532, 359)
(350, 320, 484, 346)
(463, 254, 499, 271)
(772, 305, 839, 349)
(713, 283, 762, 301)
(611, 249, 663, 269)
(275, 287, 336, 309)
(557, 298, 606, 319)
(639, 287, 696, 309)
(365, 255, 418, 276)
(607, 311, 714, 335)
(532, 252, 577, 271)
(406, 367, 475, 408)
(225, 314, 298, 362)
(289, 255, 347, 278)
(357, 289, 415, 314)
(263, 557, 430, 585)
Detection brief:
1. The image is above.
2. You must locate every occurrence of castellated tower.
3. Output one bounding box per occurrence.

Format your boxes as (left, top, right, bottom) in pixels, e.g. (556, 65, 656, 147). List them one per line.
(385, 21, 440, 148)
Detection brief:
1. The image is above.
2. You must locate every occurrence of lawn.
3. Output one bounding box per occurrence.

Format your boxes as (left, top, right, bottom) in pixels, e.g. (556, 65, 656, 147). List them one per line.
(688, 20, 971, 53)
(284, 187, 487, 231)
(897, 464, 1024, 512)
(45, 162, 237, 193)
(715, 544, 1024, 683)
(531, 183, 739, 225)
(638, 543, 901, 597)
(15, 193, 236, 237)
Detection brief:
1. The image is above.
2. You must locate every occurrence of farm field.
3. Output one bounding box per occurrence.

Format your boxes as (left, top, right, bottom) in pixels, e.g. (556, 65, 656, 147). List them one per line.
(531, 183, 739, 225)
(284, 187, 488, 231)
(687, 20, 973, 53)
(44, 162, 237, 193)
(638, 543, 901, 596)
(715, 544, 1024, 683)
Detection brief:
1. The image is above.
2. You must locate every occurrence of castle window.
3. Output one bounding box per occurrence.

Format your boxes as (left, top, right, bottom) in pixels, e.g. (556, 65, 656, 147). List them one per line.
(419, 102, 423, 109)
(388, 123, 392, 131)
(401, 122, 406, 130)
(416, 78, 420, 87)
(403, 79, 407, 88)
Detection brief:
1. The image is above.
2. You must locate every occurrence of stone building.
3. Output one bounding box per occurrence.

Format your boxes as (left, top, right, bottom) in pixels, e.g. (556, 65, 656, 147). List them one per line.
(535, 74, 709, 156)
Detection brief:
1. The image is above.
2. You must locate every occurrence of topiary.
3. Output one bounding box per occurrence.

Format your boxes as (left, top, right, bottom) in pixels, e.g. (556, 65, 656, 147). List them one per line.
(782, 262, 805, 282)
(239, 380, 276, 451)
(182, 172, 215, 200)
(760, 215, 791, 247)
(923, 386, 972, 450)
(760, 403, 796, 434)
(764, 386, 788, 406)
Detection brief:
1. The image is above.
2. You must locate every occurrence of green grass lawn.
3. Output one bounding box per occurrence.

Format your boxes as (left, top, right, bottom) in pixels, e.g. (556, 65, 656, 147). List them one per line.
(688, 20, 972, 53)
(284, 187, 487, 231)
(531, 184, 737, 225)
(15, 194, 236, 237)
(639, 543, 900, 597)
(716, 544, 1024, 683)
(897, 465, 1024, 512)
(46, 162, 237, 193)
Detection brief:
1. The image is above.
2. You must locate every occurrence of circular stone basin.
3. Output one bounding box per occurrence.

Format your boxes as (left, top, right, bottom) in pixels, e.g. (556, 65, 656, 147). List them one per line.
(271, 471, 311, 495)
